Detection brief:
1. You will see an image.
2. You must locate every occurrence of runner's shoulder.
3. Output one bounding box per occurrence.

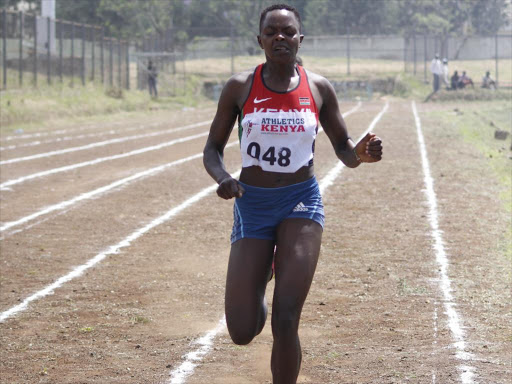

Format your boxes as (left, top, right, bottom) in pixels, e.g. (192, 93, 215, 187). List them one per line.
(224, 67, 257, 93)
(303, 68, 336, 106)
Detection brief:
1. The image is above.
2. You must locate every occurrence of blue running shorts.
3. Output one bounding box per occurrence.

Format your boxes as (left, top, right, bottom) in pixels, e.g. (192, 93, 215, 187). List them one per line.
(230, 176, 325, 244)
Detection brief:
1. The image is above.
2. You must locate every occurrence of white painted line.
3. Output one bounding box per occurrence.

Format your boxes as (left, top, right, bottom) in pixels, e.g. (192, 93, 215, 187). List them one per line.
(0, 120, 205, 152)
(0, 142, 237, 233)
(168, 317, 227, 384)
(0, 131, 209, 190)
(1, 120, 126, 141)
(412, 101, 476, 384)
(164, 101, 387, 384)
(1, 102, 363, 232)
(0, 169, 241, 323)
(319, 101, 388, 194)
(0, 121, 210, 165)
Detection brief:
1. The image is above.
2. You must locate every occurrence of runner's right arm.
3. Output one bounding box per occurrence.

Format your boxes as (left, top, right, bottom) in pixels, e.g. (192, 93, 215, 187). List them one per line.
(203, 75, 247, 199)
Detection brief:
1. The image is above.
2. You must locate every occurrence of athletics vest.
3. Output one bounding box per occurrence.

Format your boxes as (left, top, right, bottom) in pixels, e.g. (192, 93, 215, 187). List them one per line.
(238, 64, 319, 173)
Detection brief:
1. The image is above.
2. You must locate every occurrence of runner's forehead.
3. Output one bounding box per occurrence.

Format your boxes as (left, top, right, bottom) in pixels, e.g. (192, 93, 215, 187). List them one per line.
(261, 10, 300, 30)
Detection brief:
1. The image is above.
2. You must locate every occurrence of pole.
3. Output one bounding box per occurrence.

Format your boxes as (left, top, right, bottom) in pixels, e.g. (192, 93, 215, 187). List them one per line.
(403, 35, 407, 73)
(100, 28, 104, 84)
(109, 37, 113, 86)
(118, 38, 121, 87)
(19, 11, 23, 86)
(230, 22, 234, 75)
(47, 16, 51, 84)
(347, 27, 350, 76)
(413, 33, 417, 75)
(71, 22, 75, 86)
(33, 14, 37, 86)
(59, 20, 62, 82)
(495, 34, 499, 86)
(423, 34, 427, 83)
(2, 10, 7, 89)
(125, 42, 129, 90)
(91, 27, 95, 81)
(81, 24, 85, 85)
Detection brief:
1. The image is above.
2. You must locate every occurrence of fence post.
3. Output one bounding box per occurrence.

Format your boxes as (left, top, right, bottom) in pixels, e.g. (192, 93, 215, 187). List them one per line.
(403, 35, 407, 73)
(230, 22, 234, 75)
(2, 9, 6, 89)
(100, 28, 104, 84)
(59, 20, 62, 83)
(125, 41, 130, 90)
(81, 23, 85, 85)
(413, 33, 417, 75)
(109, 36, 113, 86)
(495, 33, 499, 86)
(91, 27, 95, 81)
(118, 38, 121, 87)
(71, 22, 75, 86)
(33, 14, 37, 86)
(47, 16, 51, 84)
(423, 34, 427, 83)
(19, 11, 23, 86)
(346, 27, 350, 76)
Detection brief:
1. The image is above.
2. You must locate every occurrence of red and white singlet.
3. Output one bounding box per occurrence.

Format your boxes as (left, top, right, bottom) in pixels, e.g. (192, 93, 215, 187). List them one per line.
(238, 63, 319, 173)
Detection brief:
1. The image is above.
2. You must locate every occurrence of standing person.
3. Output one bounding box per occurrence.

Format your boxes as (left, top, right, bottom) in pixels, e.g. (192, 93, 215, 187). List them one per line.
(430, 54, 443, 92)
(442, 58, 449, 88)
(147, 60, 158, 98)
(203, 4, 383, 383)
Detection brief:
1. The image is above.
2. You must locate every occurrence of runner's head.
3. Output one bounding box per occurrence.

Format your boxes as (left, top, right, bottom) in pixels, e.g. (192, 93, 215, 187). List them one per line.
(258, 4, 303, 62)
(259, 4, 301, 33)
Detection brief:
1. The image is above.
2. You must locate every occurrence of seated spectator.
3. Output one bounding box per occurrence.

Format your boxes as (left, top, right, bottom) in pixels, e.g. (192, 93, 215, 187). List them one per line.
(450, 70, 459, 90)
(482, 71, 496, 89)
(458, 71, 474, 89)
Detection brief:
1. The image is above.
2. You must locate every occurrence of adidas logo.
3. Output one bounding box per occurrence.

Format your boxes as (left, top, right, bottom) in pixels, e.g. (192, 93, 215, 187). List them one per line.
(293, 202, 308, 212)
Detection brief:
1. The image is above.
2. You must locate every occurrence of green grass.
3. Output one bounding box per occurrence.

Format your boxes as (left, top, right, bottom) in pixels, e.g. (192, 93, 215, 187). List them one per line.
(0, 68, 211, 131)
(437, 101, 512, 263)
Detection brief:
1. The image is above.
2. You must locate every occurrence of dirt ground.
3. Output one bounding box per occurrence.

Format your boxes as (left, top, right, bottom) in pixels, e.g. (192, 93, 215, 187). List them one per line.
(0, 99, 510, 384)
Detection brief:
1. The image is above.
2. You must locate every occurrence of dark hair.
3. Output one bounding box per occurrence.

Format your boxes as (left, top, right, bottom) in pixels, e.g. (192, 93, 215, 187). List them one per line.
(259, 3, 301, 33)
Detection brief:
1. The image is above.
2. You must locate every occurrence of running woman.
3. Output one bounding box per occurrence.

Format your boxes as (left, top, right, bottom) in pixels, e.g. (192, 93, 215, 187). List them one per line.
(203, 4, 382, 383)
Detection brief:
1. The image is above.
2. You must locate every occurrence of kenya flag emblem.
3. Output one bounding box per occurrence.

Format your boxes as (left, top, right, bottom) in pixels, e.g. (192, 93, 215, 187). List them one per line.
(299, 97, 310, 105)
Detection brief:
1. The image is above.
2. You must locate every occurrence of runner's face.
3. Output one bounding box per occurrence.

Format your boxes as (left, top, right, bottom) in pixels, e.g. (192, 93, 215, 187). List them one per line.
(258, 10, 303, 62)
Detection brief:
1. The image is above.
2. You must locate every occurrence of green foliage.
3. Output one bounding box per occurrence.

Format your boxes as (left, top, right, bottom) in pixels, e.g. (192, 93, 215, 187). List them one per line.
(46, 0, 509, 41)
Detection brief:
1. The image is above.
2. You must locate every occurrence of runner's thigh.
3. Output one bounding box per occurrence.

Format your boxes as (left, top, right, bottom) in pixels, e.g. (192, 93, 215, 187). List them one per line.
(225, 238, 274, 319)
(273, 219, 322, 313)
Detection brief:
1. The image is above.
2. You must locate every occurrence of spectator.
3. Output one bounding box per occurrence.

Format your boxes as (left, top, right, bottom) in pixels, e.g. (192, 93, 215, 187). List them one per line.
(147, 60, 158, 98)
(450, 70, 459, 90)
(442, 58, 450, 88)
(430, 54, 443, 92)
(458, 71, 474, 89)
(482, 71, 496, 89)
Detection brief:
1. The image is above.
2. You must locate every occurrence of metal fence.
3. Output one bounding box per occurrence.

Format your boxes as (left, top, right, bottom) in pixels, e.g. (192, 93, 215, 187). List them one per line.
(1, 9, 130, 90)
(1, 9, 511, 94)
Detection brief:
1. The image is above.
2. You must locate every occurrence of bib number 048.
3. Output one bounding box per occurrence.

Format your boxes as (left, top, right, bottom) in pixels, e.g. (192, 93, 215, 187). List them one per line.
(247, 142, 291, 167)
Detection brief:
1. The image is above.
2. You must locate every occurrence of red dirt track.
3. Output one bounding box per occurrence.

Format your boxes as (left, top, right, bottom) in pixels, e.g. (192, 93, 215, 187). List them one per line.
(0, 99, 510, 384)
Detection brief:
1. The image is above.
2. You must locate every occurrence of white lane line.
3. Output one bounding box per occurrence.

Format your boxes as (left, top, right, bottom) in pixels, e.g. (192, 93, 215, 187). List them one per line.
(319, 101, 388, 194)
(0, 120, 209, 153)
(1, 107, 216, 142)
(0, 142, 238, 234)
(168, 318, 227, 384)
(0, 131, 209, 190)
(412, 101, 476, 384)
(1, 120, 126, 141)
(0, 169, 241, 323)
(0, 121, 210, 165)
(166, 101, 386, 384)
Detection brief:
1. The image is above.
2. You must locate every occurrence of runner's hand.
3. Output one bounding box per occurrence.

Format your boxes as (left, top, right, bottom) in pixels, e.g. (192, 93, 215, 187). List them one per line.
(356, 132, 383, 163)
(217, 177, 245, 200)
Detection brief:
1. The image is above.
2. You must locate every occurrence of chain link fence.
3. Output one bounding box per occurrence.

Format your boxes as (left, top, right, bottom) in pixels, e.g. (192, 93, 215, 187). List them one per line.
(2, 9, 511, 99)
